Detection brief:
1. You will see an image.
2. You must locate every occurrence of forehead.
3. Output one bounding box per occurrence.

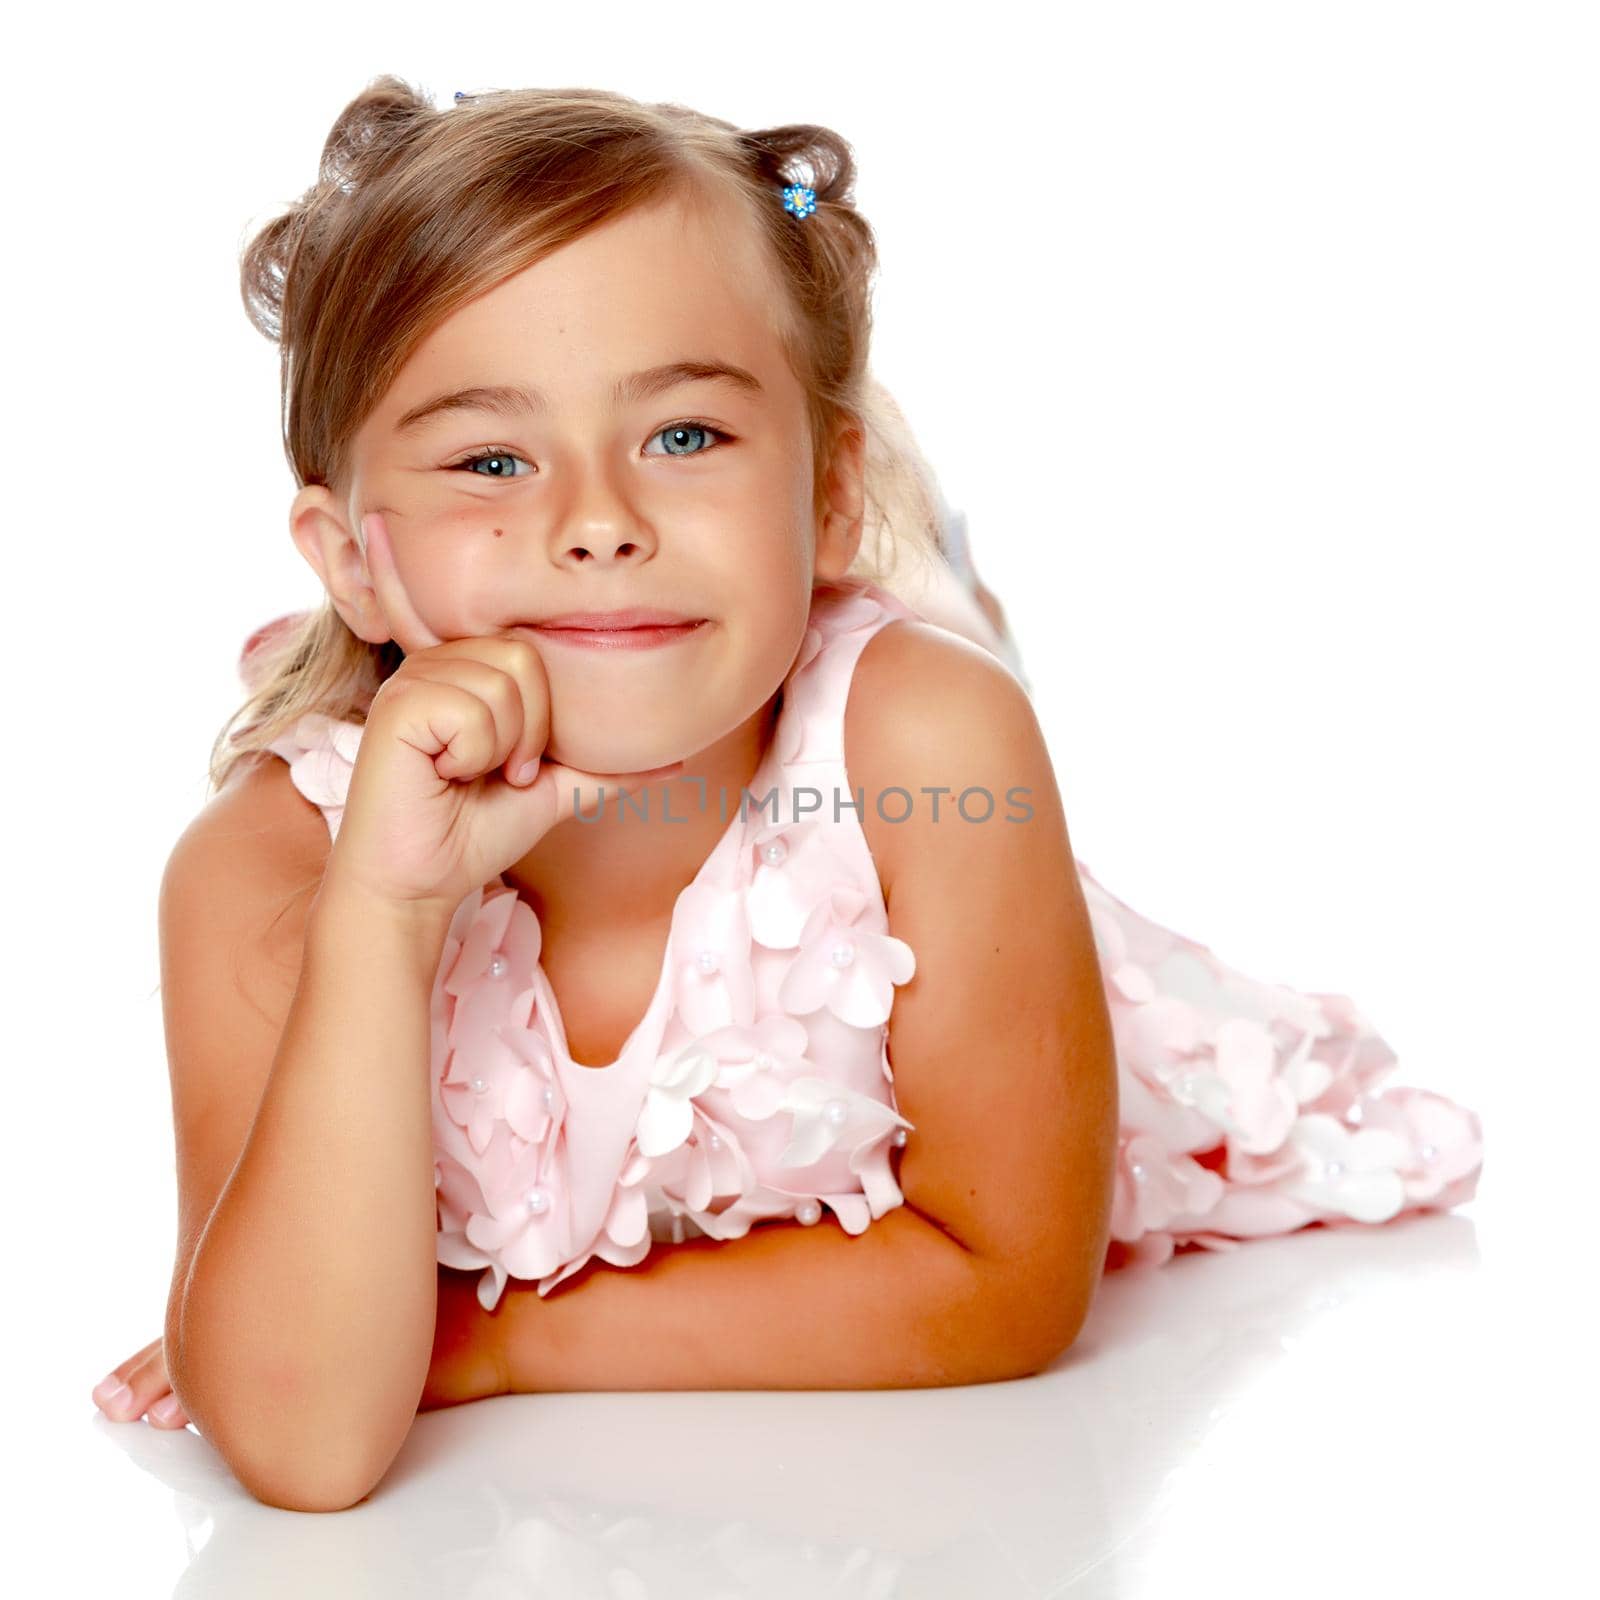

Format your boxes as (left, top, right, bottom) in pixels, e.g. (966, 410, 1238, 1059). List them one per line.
(379, 186, 787, 411)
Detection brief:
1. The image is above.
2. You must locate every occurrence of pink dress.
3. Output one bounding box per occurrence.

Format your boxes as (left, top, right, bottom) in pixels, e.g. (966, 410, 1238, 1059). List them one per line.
(239, 577, 1484, 1311)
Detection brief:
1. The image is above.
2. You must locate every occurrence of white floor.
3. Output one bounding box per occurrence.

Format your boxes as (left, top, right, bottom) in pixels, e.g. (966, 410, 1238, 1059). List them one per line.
(52, 1130, 1585, 1597)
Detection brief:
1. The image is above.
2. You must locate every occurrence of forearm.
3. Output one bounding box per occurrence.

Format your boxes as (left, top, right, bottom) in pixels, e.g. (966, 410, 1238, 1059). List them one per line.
(497, 1204, 1044, 1393)
(171, 877, 451, 1506)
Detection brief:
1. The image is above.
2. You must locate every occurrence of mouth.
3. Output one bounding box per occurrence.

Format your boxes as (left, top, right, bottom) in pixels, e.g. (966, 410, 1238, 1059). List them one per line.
(531, 607, 704, 629)
(514, 617, 709, 652)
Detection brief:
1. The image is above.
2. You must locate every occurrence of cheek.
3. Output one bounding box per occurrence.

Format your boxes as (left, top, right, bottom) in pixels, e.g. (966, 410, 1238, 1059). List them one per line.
(401, 520, 509, 633)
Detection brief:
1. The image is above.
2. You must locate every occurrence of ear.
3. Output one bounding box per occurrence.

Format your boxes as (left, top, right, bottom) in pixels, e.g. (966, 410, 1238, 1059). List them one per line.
(288, 485, 394, 645)
(813, 415, 866, 583)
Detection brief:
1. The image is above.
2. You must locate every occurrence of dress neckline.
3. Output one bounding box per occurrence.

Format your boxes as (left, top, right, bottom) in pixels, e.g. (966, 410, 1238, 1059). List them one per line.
(498, 698, 782, 1077)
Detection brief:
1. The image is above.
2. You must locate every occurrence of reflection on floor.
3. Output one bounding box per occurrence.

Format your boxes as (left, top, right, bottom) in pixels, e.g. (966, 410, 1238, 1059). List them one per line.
(77, 1189, 1580, 1597)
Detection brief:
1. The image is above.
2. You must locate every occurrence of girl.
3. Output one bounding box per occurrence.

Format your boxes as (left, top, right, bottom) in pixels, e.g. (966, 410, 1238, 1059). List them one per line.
(91, 77, 1483, 1509)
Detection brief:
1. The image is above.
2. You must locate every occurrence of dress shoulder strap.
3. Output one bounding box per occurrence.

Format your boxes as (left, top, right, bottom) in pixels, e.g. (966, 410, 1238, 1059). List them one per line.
(263, 714, 363, 843)
(231, 610, 363, 842)
(777, 579, 921, 770)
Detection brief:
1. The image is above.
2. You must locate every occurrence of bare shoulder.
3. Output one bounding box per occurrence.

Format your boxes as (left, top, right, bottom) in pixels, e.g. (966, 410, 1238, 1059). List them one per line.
(211, 748, 331, 852)
(167, 754, 332, 942)
(844, 617, 1050, 894)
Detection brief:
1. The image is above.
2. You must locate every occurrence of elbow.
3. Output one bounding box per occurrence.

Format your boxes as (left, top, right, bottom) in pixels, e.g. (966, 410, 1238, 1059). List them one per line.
(910, 1282, 1079, 1387)
(233, 1457, 384, 1514)
(1015, 1301, 1090, 1377)
(172, 1361, 391, 1511)
(165, 1329, 396, 1511)
(992, 1303, 1088, 1381)
(947, 1317, 1080, 1387)
(198, 1391, 392, 1511)
(982, 1260, 1098, 1381)
(924, 1227, 1103, 1385)
(165, 1287, 413, 1510)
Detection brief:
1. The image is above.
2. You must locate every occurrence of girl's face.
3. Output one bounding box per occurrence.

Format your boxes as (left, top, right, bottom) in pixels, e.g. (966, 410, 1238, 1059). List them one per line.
(295, 186, 862, 774)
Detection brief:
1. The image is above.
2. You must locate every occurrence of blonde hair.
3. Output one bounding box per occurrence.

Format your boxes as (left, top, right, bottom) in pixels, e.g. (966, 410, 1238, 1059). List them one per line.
(213, 76, 952, 797)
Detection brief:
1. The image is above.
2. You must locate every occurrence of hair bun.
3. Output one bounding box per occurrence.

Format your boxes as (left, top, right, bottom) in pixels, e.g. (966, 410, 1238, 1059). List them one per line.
(240, 75, 434, 344)
(318, 74, 433, 196)
(740, 124, 858, 210)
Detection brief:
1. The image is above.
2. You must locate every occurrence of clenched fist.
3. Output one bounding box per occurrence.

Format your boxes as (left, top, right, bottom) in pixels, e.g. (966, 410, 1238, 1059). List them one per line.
(325, 511, 683, 917)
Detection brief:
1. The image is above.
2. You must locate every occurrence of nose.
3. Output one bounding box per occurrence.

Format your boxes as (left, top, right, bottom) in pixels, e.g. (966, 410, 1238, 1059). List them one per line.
(549, 474, 658, 567)
(555, 525, 652, 565)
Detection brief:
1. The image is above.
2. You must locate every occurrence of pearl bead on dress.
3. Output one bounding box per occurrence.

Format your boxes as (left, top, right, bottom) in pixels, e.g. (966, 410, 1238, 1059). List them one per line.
(823, 1098, 848, 1127)
(489, 954, 508, 979)
(542, 1085, 555, 1111)
(1326, 1160, 1344, 1179)
(524, 1186, 550, 1215)
(471, 1075, 489, 1095)
(830, 941, 855, 969)
(695, 949, 721, 976)
(796, 1199, 822, 1225)
(893, 1128, 908, 1147)
(706, 1132, 722, 1151)
(761, 838, 788, 866)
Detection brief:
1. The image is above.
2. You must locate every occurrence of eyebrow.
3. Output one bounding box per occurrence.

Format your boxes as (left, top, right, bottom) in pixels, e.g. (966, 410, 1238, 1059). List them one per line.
(392, 359, 765, 435)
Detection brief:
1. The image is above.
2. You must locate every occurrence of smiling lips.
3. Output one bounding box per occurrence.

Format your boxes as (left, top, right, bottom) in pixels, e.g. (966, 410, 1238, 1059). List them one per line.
(518, 608, 708, 651)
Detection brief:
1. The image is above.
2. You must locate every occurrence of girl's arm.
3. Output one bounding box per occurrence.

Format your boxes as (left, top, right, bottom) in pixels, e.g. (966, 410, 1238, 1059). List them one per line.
(854, 623, 1119, 1349)
(491, 622, 1117, 1389)
(494, 1204, 1004, 1391)
(161, 762, 459, 1510)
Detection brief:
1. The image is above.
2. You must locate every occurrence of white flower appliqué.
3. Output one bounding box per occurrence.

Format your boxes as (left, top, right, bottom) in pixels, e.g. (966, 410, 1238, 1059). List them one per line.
(637, 1040, 722, 1158)
(1281, 1112, 1409, 1223)
(779, 884, 914, 1028)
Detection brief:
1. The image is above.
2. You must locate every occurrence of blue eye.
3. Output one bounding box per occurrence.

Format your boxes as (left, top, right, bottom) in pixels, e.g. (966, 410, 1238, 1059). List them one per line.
(452, 447, 532, 479)
(643, 420, 735, 458)
(450, 420, 735, 478)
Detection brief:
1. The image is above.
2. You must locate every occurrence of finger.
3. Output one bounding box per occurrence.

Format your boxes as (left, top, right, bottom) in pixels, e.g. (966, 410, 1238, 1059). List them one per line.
(361, 510, 446, 655)
(538, 761, 687, 826)
(91, 1339, 166, 1421)
(473, 757, 687, 863)
(91, 1371, 144, 1420)
(146, 1395, 191, 1430)
(395, 655, 529, 782)
(496, 638, 552, 784)
(416, 638, 552, 786)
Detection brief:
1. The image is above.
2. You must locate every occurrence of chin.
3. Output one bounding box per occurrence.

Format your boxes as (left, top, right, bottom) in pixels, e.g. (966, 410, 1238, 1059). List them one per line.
(544, 731, 683, 778)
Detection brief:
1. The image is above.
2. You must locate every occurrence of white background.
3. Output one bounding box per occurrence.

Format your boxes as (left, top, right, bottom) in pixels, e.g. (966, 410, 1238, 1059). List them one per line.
(8, 1, 1593, 1593)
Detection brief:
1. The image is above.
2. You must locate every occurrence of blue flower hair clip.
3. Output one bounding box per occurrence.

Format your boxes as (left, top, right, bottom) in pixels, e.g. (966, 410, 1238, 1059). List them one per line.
(781, 183, 817, 220)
